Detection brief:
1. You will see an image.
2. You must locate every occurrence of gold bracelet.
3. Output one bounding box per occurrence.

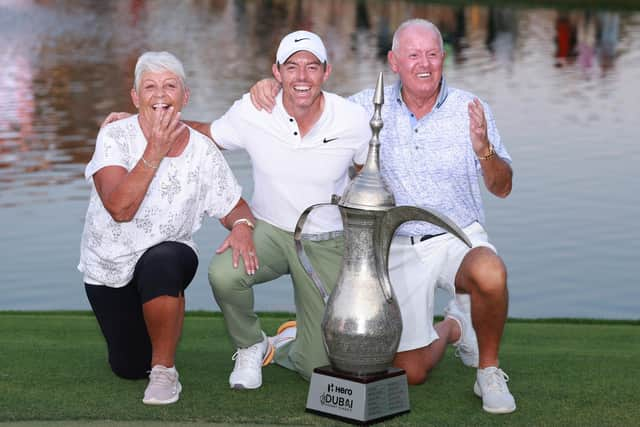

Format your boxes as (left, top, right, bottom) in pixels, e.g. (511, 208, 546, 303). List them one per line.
(141, 157, 159, 169)
(477, 143, 496, 161)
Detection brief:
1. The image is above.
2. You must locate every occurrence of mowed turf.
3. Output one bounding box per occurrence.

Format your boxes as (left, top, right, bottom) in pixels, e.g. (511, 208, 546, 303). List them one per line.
(0, 312, 638, 426)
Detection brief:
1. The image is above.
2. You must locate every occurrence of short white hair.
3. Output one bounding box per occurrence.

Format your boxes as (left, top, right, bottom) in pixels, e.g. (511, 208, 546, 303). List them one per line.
(391, 19, 444, 53)
(133, 51, 186, 93)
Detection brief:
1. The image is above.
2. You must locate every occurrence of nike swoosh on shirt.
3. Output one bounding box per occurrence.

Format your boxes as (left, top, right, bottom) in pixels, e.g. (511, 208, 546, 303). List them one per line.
(323, 137, 338, 143)
(294, 38, 310, 42)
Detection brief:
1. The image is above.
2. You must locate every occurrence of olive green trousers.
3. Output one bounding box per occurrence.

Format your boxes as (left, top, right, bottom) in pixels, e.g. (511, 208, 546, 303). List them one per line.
(208, 219, 343, 380)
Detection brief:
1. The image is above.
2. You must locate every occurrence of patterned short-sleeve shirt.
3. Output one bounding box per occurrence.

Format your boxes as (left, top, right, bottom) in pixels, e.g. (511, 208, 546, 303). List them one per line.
(349, 78, 512, 236)
(78, 115, 241, 287)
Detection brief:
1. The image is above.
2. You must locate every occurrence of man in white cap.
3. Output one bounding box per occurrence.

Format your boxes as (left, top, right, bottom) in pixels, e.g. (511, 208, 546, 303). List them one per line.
(183, 30, 371, 390)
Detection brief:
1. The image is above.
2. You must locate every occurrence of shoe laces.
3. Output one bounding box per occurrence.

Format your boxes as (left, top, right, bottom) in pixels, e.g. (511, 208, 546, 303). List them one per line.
(482, 368, 510, 393)
(232, 345, 263, 369)
(149, 367, 176, 387)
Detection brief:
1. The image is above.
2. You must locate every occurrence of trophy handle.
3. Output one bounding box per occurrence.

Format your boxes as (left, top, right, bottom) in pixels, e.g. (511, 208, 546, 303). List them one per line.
(294, 201, 339, 304)
(376, 206, 472, 303)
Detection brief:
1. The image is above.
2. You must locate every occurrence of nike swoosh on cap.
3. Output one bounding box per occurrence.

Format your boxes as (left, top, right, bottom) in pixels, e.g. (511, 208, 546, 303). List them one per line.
(294, 38, 310, 42)
(323, 137, 338, 143)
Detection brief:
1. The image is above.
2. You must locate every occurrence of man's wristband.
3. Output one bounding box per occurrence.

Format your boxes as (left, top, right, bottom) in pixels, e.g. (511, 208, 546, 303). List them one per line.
(477, 143, 496, 161)
(232, 218, 255, 230)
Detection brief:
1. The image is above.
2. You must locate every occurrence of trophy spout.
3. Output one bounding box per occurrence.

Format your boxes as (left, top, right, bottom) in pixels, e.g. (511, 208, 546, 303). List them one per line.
(375, 206, 472, 302)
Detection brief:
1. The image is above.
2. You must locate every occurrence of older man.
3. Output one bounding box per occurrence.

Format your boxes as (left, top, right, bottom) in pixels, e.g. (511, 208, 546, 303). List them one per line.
(251, 19, 516, 414)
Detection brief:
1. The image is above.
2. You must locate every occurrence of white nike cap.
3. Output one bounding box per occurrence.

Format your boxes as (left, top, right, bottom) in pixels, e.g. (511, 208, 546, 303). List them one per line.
(276, 30, 328, 65)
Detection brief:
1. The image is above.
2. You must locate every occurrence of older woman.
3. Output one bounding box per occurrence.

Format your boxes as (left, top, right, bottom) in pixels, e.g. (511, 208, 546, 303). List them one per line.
(78, 51, 257, 405)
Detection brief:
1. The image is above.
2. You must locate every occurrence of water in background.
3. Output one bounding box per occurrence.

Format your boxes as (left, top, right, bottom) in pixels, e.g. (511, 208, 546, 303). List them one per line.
(1, 0, 638, 319)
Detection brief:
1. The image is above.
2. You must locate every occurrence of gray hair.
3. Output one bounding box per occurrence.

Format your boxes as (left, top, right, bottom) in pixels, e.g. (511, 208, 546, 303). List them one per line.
(133, 51, 186, 93)
(391, 19, 444, 53)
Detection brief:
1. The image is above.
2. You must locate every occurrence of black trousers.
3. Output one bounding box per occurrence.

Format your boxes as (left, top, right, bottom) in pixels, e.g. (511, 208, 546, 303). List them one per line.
(85, 241, 198, 379)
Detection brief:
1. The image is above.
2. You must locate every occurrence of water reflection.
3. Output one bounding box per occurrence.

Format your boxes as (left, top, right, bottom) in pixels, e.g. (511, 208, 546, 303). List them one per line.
(1, 0, 638, 318)
(554, 10, 622, 75)
(1, 1, 631, 181)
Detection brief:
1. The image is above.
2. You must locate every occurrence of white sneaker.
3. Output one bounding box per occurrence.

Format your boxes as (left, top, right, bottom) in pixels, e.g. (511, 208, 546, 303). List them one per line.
(142, 365, 182, 405)
(474, 367, 516, 414)
(229, 331, 274, 390)
(445, 297, 479, 368)
(268, 320, 297, 351)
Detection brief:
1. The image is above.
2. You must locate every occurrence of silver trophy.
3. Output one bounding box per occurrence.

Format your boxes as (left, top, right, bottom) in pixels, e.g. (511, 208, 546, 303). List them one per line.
(296, 72, 471, 423)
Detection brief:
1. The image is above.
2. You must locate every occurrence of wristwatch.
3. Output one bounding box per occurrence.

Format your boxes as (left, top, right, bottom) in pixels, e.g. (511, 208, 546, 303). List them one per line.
(477, 143, 496, 161)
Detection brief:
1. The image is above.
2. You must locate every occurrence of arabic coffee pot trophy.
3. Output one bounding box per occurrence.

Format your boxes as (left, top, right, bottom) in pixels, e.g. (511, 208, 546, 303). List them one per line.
(296, 72, 471, 424)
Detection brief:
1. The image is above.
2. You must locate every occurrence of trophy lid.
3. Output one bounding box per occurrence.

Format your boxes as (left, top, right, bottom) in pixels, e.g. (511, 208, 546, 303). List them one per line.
(339, 72, 395, 211)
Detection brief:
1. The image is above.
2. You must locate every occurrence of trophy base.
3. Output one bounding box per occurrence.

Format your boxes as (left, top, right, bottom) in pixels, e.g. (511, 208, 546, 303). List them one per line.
(305, 366, 410, 425)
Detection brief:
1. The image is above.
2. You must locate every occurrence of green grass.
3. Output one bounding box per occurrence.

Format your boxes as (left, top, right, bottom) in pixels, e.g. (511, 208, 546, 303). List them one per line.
(1, 312, 639, 426)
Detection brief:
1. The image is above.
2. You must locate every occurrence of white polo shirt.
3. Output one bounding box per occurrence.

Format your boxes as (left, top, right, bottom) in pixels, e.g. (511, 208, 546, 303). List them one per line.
(210, 91, 371, 233)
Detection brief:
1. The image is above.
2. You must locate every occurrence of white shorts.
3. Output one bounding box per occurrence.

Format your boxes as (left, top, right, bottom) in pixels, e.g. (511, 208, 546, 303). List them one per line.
(388, 222, 496, 352)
